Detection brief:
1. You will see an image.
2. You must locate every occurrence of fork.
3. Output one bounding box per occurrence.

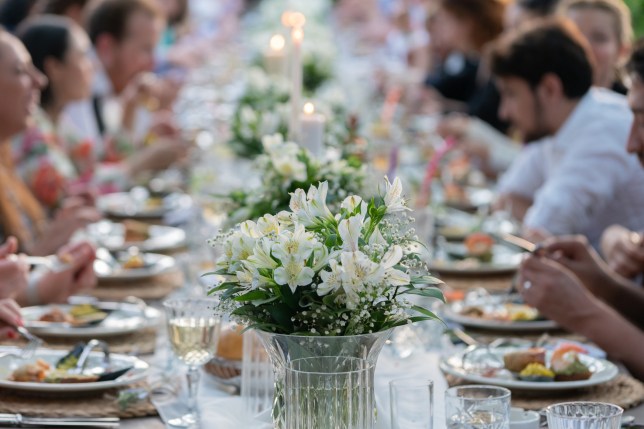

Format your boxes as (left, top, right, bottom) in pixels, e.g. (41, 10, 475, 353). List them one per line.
(15, 326, 43, 360)
(7, 254, 71, 273)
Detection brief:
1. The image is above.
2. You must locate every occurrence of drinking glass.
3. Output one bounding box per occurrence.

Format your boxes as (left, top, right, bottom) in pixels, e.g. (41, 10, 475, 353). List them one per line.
(390, 378, 434, 429)
(164, 298, 221, 426)
(445, 385, 511, 429)
(546, 402, 623, 429)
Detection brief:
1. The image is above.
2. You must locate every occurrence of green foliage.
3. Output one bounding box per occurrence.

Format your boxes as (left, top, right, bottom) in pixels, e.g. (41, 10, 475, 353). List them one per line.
(625, 0, 644, 38)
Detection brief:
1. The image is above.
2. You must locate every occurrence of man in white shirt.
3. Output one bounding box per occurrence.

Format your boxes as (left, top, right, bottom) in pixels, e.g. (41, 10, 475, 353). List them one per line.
(60, 0, 186, 180)
(490, 18, 644, 246)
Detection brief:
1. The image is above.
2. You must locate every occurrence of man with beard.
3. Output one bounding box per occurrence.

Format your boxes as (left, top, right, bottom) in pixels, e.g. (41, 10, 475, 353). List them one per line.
(490, 18, 644, 246)
(517, 41, 644, 381)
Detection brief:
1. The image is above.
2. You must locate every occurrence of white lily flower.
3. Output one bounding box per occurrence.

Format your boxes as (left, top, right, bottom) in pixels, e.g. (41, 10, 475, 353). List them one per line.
(383, 176, 409, 213)
(246, 238, 278, 270)
(240, 220, 262, 238)
(338, 215, 363, 252)
(306, 182, 334, 220)
(317, 259, 343, 296)
(262, 133, 284, 152)
(274, 257, 315, 293)
(381, 245, 403, 268)
(272, 224, 317, 263)
(340, 195, 362, 212)
(384, 268, 411, 286)
(368, 226, 387, 248)
(257, 214, 281, 236)
(235, 268, 254, 287)
(339, 251, 384, 308)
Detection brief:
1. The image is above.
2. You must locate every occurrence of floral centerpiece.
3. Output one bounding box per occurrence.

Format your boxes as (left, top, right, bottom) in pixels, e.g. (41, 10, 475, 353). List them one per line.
(222, 133, 367, 226)
(208, 176, 443, 334)
(208, 177, 443, 428)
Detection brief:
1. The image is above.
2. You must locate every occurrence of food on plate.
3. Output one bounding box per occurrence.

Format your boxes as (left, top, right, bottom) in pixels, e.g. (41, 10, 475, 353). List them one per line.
(464, 233, 494, 262)
(44, 370, 99, 383)
(551, 344, 592, 381)
(38, 304, 108, 326)
(123, 220, 150, 242)
(518, 363, 555, 382)
(459, 303, 540, 322)
(502, 344, 592, 382)
(438, 225, 470, 240)
(216, 325, 244, 361)
(10, 360, 50, 382)
(39, 307, 73, 323)
(444, 184, 468, 205)
(144, 197, 163, 209)
(503, 348, 546, 372)
(122, 253, 145, 269)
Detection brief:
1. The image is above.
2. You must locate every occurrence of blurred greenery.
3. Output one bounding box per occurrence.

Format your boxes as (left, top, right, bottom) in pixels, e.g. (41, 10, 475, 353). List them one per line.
(625, 0, 644, 39)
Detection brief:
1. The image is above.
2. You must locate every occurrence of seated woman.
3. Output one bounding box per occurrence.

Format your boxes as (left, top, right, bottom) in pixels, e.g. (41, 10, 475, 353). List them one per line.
(0, 25, 100, 255)
(13, 16, 188, 212)
(561, 0, 632, 95)
(423, 0, 508, 132)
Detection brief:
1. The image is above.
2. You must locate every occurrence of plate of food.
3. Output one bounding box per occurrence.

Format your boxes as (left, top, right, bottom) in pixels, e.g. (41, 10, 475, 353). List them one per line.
(86, 220, 186, 252)
(204, 324, 244, 390)
(0, 345, 149, 392)
(443, 185, 494, 212)
(443, 294, 558, 331)
(96, 190, 192, 219)
(94, 250, 175, 280)
(21, 302, 161, 337)
(440, 344, 618, 391)
(431, 233, 523, 275)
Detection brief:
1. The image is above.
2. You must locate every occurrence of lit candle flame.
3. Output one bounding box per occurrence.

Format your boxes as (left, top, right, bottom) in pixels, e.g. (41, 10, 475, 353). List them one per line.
(303, 102, 315, 115)
(270, 34, 285, 51)
(292, 27, 304, 43)
(282, 11, 306, 28)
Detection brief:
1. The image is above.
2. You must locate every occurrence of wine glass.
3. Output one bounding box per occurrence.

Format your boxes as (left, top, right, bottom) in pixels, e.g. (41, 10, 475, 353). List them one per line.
(164, 298, 221, 426)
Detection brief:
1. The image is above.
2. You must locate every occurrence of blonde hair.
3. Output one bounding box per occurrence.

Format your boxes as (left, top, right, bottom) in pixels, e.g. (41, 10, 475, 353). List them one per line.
(559, 0, 633, 47)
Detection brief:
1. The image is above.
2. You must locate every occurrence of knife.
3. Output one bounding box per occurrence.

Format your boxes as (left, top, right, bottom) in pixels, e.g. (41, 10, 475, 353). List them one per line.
(495, 232, 542, 254)
(0, 414, 119, 428)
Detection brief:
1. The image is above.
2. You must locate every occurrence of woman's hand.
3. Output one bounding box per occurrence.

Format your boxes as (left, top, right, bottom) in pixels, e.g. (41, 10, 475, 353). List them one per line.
(0, 298, 21, 340)
(17, 241, 97, 305)
(0, 237, 28, 299)
(32, 198, 101, 256)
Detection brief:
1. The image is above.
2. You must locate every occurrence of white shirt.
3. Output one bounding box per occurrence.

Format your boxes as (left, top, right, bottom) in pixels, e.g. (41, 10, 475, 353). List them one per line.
(498, 88, 644, 246)
(59, 51, 151, 150)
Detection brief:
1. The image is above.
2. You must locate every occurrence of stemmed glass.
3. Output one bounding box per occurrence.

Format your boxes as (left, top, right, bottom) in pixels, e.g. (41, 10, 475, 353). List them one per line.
(164, 298, 221, 426)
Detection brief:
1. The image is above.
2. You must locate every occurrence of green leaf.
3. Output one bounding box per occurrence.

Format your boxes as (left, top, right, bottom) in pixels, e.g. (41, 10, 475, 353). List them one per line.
(403, 287, 445, 302)
(411, 305, 441, 320)
(234, 290, 270, 302)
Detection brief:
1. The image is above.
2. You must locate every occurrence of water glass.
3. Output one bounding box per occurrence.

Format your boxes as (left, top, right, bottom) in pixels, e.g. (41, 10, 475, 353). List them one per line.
(164, 298, 221, 427)
(285, 356, 375, 429)
(390, 378, 434, 429)
(445, 385, 511, 429)
(546, 402, 623, 429)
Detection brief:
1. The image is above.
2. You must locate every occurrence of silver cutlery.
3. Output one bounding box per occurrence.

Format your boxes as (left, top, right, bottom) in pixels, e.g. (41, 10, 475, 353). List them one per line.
(6, 255, 71, 273)
(0, 414, 119, 428)
(14, 326, 42, 360)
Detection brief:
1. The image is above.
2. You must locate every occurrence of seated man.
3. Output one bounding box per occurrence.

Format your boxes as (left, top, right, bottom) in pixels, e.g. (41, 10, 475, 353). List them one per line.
(518, 42, 644, 381)
(490, 18, 644, 246)
(599, 42, 644, 280)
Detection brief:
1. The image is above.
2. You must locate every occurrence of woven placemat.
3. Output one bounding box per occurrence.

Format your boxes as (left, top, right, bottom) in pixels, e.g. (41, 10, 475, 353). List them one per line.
(445, 373, 644, 411)
(0, 383, 157, 418)
(0, 326, 158, 355)
(93, 270, 183, 301)
(439, 274, 514, 292)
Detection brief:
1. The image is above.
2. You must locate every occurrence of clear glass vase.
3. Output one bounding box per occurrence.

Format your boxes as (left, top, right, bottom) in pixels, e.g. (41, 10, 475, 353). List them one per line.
(256, 329, 392, 429)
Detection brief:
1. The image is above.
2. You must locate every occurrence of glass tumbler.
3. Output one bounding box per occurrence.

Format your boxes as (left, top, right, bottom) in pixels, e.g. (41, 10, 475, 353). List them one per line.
(445, 385, 511, 429)
(546, 402, 623, 429)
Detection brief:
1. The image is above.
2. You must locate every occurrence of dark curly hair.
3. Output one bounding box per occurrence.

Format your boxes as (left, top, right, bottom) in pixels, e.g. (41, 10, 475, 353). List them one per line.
(627, 39, 644, 82)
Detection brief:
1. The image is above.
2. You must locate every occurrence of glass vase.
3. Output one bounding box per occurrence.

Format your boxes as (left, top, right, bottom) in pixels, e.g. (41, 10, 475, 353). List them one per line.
(256, 329, 392, 429)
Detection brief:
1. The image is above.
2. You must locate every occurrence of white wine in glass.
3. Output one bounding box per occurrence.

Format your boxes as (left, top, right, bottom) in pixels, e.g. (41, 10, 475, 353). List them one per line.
(164, 298, 221, 427)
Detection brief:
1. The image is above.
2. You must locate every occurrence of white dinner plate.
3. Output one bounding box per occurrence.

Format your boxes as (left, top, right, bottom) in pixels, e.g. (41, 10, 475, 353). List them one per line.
(97, 192, 192, 218)
(0, 348, 149, 392)
(94, 252, 176, 280)
(443, 297, 558, 332)
(445, 187, 494, 211)
(440, 346, 618, 391)
(86, 221, 186, 252)
(21, 302, 161, 338)
(430, 243, 523, 275)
